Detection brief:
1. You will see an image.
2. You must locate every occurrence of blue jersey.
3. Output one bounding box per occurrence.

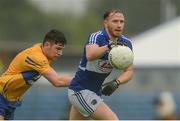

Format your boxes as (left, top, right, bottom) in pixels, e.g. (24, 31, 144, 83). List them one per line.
(69, 29, 133, 95)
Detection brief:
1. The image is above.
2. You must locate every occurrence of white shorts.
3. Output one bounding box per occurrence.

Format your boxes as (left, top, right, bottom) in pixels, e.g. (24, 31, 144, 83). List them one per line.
(68, 89, 103, 117)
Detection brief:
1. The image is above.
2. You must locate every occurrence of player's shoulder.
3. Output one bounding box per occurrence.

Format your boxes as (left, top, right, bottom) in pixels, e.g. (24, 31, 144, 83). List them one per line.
(88, 30, 104, 44)
(121, 35, 133, 43)
(23, 43, 49, 65)
(89, 30, 103, 39)
(90, 30, 103, 36)
(120, 35, 133, 50)
(25, 55, 49, 67)
(24, 43, 41, 52)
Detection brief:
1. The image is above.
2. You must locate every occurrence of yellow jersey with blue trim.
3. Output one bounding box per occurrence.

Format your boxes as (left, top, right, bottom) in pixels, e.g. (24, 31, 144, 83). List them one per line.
(0, 43, 52, 102)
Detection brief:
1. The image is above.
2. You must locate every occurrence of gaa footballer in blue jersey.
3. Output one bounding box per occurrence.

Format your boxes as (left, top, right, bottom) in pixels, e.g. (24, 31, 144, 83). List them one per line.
(68, 9, 134, 120)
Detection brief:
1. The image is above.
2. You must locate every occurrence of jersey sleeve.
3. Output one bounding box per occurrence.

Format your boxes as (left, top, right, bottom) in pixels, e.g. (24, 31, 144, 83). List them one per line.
(126, 40, 133, 51)
(87, 31, 102, 46)
(120, 35, 133, 51)
(24, 54, 51, 74)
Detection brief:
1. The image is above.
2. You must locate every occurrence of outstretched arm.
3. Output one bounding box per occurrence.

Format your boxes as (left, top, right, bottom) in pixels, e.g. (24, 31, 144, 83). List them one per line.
(116, 64, 134, 84)
(101, 64, 134, 96)
(42, 68, 73, 87)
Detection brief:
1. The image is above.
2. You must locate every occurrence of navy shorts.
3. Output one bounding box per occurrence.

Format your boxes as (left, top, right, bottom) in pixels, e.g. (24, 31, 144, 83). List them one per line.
(0, 94, 21, 120)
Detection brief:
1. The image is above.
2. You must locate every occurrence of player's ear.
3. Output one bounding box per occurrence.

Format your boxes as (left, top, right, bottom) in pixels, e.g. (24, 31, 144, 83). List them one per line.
(44, 41, 51, 47)
(103, 19, 108, 28)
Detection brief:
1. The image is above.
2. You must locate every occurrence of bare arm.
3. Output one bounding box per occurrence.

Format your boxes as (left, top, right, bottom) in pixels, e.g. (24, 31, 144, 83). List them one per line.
(42, 68, 73, 87)
(116, 64, 134, 84)
(101, 64, 134, 96)
(86, 44, 109, 61)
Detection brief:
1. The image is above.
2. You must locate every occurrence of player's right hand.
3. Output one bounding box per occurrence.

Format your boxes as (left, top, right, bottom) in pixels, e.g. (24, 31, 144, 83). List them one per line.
(117, 41, 128, 47)
(107, 42, 116, 50)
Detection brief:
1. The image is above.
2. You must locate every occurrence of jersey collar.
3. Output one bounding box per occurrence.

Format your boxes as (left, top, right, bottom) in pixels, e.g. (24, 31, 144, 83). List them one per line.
(102, 28, 123, 43)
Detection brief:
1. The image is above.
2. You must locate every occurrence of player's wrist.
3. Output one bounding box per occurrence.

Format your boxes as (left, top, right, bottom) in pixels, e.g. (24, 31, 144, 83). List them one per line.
(115, 80, 122, 86)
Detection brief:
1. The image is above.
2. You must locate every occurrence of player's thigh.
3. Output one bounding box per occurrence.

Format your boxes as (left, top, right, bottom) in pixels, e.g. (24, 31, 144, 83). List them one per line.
(69, 105, 89, 120)
(0, 94, 16, 120)
(91, 101, 119, 120)
(68, 89, 102, 117)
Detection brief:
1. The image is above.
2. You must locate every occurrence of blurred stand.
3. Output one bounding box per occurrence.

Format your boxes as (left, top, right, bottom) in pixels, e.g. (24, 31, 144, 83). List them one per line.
(153, 91, 177, 120)
(0, 51, 6, 74)
(0, 59, 3, 74)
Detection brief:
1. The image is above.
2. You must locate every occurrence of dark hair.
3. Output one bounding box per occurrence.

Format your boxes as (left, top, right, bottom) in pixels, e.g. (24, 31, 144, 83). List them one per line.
(43, 29, 67, 46)
(103, 9, 123, 20)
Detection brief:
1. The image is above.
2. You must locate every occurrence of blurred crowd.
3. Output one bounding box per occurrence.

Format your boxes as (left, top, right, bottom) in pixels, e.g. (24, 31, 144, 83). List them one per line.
(154, 91, 178, 120)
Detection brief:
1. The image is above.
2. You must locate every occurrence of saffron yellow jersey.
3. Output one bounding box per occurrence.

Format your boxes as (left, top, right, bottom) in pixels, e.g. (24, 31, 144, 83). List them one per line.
(0, 43, 52, 102)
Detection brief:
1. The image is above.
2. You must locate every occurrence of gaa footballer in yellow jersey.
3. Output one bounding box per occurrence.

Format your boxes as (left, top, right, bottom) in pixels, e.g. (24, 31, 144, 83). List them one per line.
(0, 29, 72, 120)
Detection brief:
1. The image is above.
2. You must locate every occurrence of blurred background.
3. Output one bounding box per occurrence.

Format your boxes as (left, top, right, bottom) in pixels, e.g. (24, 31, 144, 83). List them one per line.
(0, 0, 180, 120)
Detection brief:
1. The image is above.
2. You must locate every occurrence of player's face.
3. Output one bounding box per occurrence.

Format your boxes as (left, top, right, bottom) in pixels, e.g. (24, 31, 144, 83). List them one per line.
(44, 42, 65, 61)
(104, 12, 125, 39)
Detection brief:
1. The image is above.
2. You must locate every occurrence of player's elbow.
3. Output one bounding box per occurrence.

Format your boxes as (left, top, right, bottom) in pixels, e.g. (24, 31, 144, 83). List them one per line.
(86, 56, 94, 61)
(129, 74, 133, 80)
(125, 65, 134, 81)
(86, 55, 94, 61)
(86, 53, 97, 61)
(129, 71, 134, 80)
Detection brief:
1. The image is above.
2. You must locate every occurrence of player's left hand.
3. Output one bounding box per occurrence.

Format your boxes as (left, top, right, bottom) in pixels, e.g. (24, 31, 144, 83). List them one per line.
(101, 80, 120, 96)
(117, 41, 128, 47)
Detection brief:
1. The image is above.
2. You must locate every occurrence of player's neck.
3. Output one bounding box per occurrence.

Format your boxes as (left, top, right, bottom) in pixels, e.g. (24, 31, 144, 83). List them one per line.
(109, 36, 118, 43)
(41, 46, 48, 57)
(105, 28, 118, 42)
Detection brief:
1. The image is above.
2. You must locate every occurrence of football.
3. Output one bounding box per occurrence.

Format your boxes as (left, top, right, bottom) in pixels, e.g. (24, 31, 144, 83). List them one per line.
(108, 45, 134, 70)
